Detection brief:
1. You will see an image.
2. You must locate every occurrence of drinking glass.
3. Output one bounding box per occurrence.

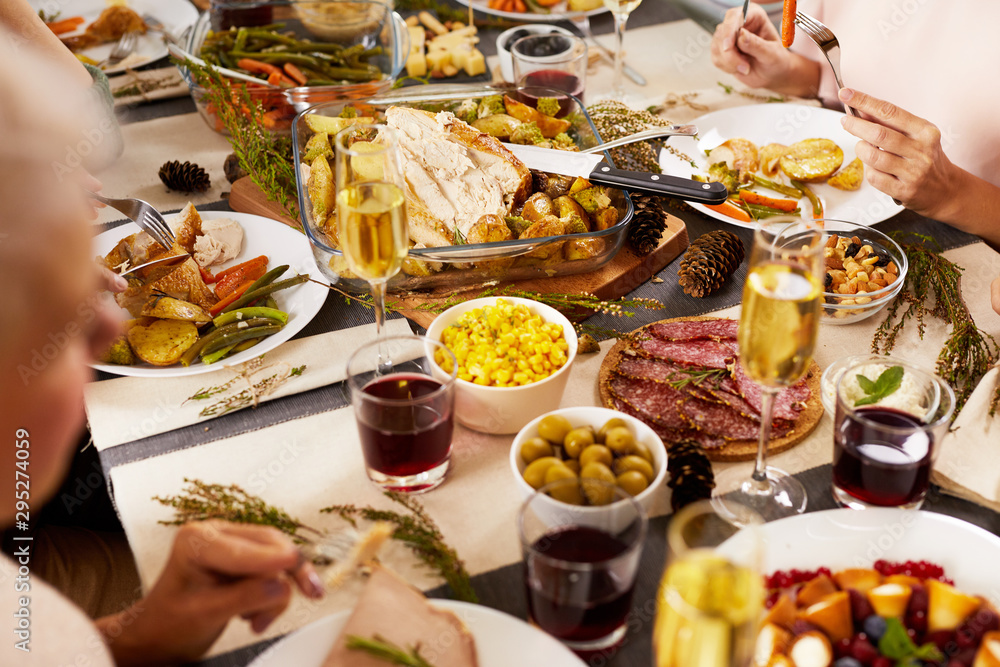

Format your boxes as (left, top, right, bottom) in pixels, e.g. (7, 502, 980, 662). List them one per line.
(511, 33, 588, 111)
(518, 479, 647, 652)
(832, 357, 955, 509)
(346, 335, 456, 493)
(713, 216, 825, 523)
(602, 0, 643, 101)
(654, 500, 764, 667)
(334, 124, 408, 346)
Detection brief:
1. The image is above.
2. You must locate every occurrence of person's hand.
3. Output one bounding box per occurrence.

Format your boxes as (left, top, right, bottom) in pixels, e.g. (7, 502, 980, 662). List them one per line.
(98, 521, 324, 667)
(839, 88, 961, 219)
(99, 265, 128, 293)
(76, 169, 106, 220)
(992, 276, 1000, 316)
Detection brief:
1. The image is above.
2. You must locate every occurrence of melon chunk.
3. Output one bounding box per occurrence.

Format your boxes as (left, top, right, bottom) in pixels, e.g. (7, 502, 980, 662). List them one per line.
(867, 583, 912, 619)
(797, 575, 838, 608)
(973, 631, 1000, 667)
(788, 631, 833, 667)
(833, 568, 882, 593)
(928, 579, 982, 632)
(800, 591, 853, 643)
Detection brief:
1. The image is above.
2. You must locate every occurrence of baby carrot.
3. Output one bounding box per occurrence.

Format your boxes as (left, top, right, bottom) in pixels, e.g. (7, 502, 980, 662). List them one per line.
(706, 199, 753, 223)
(738, 189, 799, 212)
(782, 0, 796, 47)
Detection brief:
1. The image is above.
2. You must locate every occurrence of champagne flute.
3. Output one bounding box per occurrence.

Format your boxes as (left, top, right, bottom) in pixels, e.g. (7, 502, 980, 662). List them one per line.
(602, 0, 643, 101)
(713, 216, 825, 523)
(654, 501, 764, 667)
(334, 124, 408, 360)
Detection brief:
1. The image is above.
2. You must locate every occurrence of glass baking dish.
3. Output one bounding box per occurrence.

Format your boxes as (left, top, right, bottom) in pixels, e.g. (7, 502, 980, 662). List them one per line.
(180, 0, 407, 134)
(293, 84, 635, 292)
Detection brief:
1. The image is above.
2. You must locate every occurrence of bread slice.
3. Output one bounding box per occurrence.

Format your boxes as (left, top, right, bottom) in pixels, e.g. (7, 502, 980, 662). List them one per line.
(322, 567, 478, 667)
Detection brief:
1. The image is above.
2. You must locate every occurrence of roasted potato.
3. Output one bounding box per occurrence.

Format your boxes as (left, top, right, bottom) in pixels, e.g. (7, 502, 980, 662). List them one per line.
(521, 215, 566, 259)
(779, 138, 844, 182)
(520, 193, 555, 222)
(759, 143, 789, 178)
(539, 173, 574, 199)
(592, 206, 620, 231)
(503, 95, 571, 138)
(707, 138, 760, 174)
(141, 296, 212, 322)
(570, 185, 612, 214)
(307, 154, 335, 230)
(302, 132, 332, 162)
(303, 115, 374, 135)
(97, 334, 135, 365)
(565, 237, 605, 261)
(466, 214, 514, 245)
(126, 319, 199, 366)
(471, 113, 522, 140)
(827, 157, 864, 191)
(552, 195, 589, 226)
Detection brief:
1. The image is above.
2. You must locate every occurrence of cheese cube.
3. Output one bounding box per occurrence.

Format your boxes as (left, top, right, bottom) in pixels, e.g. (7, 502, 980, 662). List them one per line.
(406, 26, 426, 77)
(426, 49, 452, 72)
(463, 48, 486, 76)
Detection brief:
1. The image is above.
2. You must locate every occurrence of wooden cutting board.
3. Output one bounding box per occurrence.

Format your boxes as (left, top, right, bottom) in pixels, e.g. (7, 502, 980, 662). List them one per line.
(229, 176, 689, 328)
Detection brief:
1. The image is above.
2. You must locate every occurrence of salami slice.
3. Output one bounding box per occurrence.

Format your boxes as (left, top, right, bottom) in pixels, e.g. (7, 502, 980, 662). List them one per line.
(647, 319, 738, 342)
(634, 337, 735, 370)
(608, 374, 688, 429)
(678, 398, 793, 440)
(609, 396, 726, 449)
(732, 361, 810, 421)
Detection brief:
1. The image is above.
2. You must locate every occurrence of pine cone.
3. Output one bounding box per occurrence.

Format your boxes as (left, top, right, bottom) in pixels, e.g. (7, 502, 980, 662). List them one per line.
(677, 230, 745, 297)
(627, 193, 669, 255)
(223, 153, 247, 184)
(159, 160, 211, 193)
(666, 438, 715, 512)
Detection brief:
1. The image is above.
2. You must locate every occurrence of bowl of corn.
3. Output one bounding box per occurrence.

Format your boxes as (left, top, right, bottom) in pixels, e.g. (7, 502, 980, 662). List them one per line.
(425, 297, 578, 434)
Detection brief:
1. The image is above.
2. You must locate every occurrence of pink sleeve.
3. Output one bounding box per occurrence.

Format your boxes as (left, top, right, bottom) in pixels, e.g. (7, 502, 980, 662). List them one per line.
(786, 0, 840, 108)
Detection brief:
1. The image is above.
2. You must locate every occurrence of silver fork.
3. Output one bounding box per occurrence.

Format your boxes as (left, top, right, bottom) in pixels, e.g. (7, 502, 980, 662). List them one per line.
(100, 30, 140, 69)
(86, 191, 176, 251)
(582, 125, 698, 153)
(795, 12, 855, 116)
(141, 13, 179, 45)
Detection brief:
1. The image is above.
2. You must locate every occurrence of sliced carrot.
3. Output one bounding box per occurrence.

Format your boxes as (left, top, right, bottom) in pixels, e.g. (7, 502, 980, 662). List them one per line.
(47, 17, 85, 35)
(215, 255, 268, 282)
(198, 265, 216, 284)
(738, 189, 799, 212)
(208, 281, 254, 316)
(706, 199, 753, 223)
(237, 58, 283, 77)
(782, 0, 796, 47)
(513, 0, 527, 11)
(283, 62, 308, 86)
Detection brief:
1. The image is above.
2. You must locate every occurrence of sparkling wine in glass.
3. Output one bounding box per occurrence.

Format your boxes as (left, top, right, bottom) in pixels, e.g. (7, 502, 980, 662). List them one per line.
(334, 124, 408, 364)
(602, 0, 644, 101)
(713, 216, 825, 523)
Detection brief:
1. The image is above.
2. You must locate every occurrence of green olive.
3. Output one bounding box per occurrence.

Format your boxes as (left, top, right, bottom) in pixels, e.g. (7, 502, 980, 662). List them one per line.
(547, 477, 584, 505)
(580, 462, 616, 505)
(522, 456, 562, 490)
(616, 471, 649, 497)
(633, 441, 654, 464)
(613, 455, 656, 482)
(579, 444, 613, 469)
(563, 459, 580, 474)
(520, 437, 554, 465)
(597, 417, 629, 443)
(537, 414, 573, 444)
(604, 426, 637, 455)
(545, 462, 577, 485)
(563, 427, 596, 459)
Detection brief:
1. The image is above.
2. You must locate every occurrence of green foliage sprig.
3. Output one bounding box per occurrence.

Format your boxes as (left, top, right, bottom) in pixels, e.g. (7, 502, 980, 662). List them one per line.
(323, 491, 477, 603)
(346, 635, 437, 667)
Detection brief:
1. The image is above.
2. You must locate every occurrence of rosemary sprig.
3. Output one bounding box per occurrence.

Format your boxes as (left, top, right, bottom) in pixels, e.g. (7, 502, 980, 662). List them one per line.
(346, 635, 436, 667)
(872, 234, 999, 416)
(178, 58, 299, 221)
(154, 478, 323, 544)
(717, 81, 785, 104)
(666, 367, 728, 390)
(323, 491, 477, 603)
(186, 359, 307, 417)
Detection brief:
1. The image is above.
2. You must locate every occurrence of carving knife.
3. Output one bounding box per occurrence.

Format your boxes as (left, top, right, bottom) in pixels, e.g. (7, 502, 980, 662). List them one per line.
(504, 143, 728, 205)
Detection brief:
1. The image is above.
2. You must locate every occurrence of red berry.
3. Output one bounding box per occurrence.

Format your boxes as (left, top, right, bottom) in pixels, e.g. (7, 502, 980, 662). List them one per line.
(926, 630, 956, 653)
(850, 635, 879, 664)
(872, 658, 893, 667)
(908, 584, 929, 615)
(792, 619, 821, 636)
(974, 608, 1000, 633)
(907, 609, 928, 634)
(835, 638, 853, 658)
(849, 588, 875, 622)
(956, 626, 978, 649)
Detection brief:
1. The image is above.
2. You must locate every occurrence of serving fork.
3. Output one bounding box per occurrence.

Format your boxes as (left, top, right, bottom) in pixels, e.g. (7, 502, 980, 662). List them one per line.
(141, 13, 179, 45)
(795, 11, 855, 116)
(582, 125, 698, 153)
(85, 191, 176, 251)
(100, 30, 141, 69)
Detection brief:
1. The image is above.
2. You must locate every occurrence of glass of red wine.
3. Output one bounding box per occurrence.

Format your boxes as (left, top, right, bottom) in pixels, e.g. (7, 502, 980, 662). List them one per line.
(346, 335, 457, 493)
(518, 479, 647, 653)
(511, 33, 588, 112)
(832, 357, 956, 509)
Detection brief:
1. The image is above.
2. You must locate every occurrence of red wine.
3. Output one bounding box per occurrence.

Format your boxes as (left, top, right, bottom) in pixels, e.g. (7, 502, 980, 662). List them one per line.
(525, 526, 635, 642)
(214, 1, 274, 30)
(519, 72, 584, 115)
(832, 406, 932, 507)
(357, 374, 453, 478)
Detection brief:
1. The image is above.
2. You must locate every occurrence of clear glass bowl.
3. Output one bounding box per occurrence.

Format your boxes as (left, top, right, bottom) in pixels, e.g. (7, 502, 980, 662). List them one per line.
(820, 220, 908, 325)
(293, 84, 635, 292)
(180, 0, 407, 134)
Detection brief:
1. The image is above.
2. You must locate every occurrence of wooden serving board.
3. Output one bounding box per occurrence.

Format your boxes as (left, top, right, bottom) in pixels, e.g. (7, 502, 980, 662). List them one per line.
(229, 177, 689, 328)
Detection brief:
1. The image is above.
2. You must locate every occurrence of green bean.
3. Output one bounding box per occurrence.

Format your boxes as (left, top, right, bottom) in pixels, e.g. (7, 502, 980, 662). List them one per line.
(232, 338, 262, 353)
(222, 264, 288, 313)
(284, 43, 345, 54)
(746, 203, 802, 219)
(242, 28, 299, 46)
(263, 296, 279, 311)
(180, 326, 216, 367)
(202, 325, 284, 355)
(790, 180, 823, 218)
(213, 307, 288, 328)
(318, 65, 381, 82)
(195, 318, 276, 357)
(201, 344, 237, 365)
(752, 174, 803, 198)
(234, 27, 249, 53)
(229, 50, 326, 67)
(222, 274, 307, 313)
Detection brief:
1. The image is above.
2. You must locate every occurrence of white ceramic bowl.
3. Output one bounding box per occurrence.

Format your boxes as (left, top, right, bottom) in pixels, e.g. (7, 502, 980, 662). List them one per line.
(509, 406, 668, 519)
(495, 24, 574, 83)
(426, 297, 578, 434)
(820, 353, 942, 420)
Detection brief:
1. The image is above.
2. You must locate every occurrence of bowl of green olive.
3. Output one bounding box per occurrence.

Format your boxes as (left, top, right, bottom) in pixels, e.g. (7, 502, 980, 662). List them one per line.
(510, 406, 667, 515)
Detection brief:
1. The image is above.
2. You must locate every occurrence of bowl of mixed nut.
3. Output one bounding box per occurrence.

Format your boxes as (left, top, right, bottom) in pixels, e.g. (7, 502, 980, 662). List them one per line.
(821, 220, 907, 323)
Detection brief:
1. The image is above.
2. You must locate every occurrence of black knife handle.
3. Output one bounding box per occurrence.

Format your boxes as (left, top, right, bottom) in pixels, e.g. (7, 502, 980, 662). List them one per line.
(587, 164, 729, 204)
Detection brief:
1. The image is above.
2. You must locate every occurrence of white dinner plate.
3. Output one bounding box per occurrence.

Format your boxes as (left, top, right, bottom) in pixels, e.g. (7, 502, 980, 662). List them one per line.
(721, 508, 1000, 593)
(660, 103, 904, 228)
(247, 599, 587, 667)
(30, 0, 198, 75)
(91, 211, 329, 378)
(454, 0, 606, 23)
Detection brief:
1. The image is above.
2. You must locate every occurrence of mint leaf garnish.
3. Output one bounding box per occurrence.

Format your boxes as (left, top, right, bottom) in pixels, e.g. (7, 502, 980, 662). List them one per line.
(856, 373, 877, 394)
(855, 365, 905, 407)
(878, 617, 916, 660)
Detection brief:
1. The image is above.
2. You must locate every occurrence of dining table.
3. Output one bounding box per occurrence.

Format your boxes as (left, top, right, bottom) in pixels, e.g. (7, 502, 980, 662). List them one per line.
(83, 1, 1000, 665)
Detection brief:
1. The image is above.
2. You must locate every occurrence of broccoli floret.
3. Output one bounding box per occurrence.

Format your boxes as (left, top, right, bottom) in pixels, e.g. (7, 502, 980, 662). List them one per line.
(707, 161, 740, 194)
(563, 215, 588, 235)
(536, 97, 561, 118)
(552, 132, 576, 149)
(504, 215, 532, 237)
(339, 106, 359, 119)
(477, 95, 505, 119)
(99, 335, 135, 365)
(510, 121, 545, 146)
(455, 99, 479, 125)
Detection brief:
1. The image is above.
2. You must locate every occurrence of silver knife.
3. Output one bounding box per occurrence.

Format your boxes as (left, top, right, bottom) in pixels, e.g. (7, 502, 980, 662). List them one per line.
(505, 143, 728, 205)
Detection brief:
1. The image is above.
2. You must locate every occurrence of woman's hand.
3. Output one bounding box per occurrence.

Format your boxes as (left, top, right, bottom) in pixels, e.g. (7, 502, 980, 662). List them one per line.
(710, 3, 820, 96)
(97, 521, 324, 667)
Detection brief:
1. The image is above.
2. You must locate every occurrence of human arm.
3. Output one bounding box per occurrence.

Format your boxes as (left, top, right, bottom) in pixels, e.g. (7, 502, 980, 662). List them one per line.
(0, 1, 93, 88)
(94, 521, 324, 666)
(992, 277, 1000, 316)
(839, 88, 1000, 249)
(710, 3, 821, 97)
